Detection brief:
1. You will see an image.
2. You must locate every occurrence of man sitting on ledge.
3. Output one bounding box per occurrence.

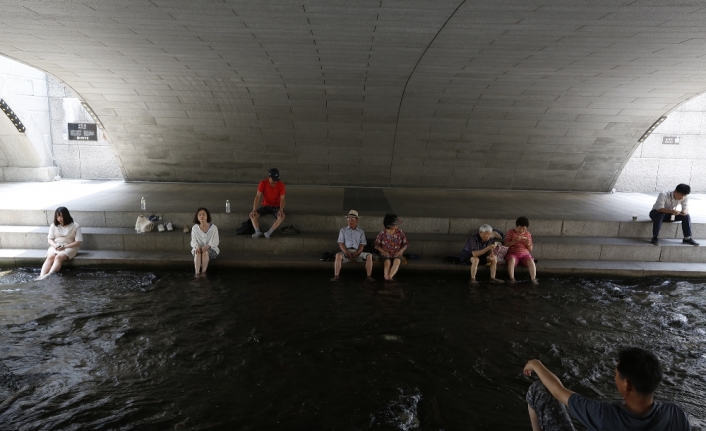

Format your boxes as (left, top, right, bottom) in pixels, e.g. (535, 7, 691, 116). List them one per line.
(250, 168, 286, 239)
(459, 224, 503, 284)
(523, 347, 691, 431)
(650, 183, 699, 246)
(331, 209, 374, 282)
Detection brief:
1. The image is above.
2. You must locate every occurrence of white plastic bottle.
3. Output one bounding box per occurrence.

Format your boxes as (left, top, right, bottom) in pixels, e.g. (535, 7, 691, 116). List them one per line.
(226, 200, 231, 213)
(141, 197, 146, 210)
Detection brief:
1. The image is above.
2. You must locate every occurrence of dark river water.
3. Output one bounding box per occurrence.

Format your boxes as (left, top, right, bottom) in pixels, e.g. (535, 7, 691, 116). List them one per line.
(0, 268, 704, 430)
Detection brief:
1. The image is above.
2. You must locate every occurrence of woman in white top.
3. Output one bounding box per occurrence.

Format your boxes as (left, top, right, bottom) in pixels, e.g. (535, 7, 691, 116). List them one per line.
(191, 207, 220, 275)
(37, 207, 83, 280)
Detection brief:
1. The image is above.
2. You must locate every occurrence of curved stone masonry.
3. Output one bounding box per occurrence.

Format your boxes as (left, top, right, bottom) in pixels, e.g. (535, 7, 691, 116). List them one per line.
(4, 2, 706, 189)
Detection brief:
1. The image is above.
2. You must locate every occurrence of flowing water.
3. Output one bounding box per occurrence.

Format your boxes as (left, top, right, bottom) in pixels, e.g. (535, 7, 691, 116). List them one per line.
(0, 268, 704, 430)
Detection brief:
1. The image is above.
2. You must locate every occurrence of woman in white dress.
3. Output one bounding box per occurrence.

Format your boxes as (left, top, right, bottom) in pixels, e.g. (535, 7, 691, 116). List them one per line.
(191, 207, 220, 275)
(37, 207, 83, 280)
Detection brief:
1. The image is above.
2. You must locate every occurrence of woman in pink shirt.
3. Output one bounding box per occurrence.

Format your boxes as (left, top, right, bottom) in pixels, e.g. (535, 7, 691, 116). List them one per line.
(504, 216, 538, 285)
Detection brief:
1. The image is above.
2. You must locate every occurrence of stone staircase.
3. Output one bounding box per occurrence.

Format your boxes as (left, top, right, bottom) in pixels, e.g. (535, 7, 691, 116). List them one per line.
(1, 209, 705, 277)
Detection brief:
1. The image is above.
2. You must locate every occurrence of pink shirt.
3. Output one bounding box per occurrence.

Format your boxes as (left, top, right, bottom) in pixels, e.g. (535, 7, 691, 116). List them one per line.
(506, 228, 533, 255)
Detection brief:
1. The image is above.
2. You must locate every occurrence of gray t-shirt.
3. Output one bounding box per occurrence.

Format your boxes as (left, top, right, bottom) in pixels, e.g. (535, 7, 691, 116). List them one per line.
(568, 393, 691, 431)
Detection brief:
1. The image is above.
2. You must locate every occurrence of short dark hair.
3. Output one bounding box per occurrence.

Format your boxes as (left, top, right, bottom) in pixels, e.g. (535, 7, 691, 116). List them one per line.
(383, 213, 398, 228)
(616, 348, 663, 395)
(516, 216, 529, 227)
(54, 207, 74, 226)
(193, 207, 212, 224)
(675, 184, 691, 195)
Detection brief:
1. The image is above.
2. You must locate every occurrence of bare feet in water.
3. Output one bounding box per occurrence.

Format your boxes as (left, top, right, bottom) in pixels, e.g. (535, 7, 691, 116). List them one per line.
(35, 272, 54, 281)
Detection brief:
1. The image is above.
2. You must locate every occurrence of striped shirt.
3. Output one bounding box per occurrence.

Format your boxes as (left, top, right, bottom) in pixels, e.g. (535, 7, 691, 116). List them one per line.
(506, 228, 533, 255)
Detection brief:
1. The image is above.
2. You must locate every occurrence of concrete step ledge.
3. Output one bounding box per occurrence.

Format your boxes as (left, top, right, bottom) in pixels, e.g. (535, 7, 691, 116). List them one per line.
(1, 226, 704, 262)
(1, 210, 703, 238)
(2, 249, 705, 278)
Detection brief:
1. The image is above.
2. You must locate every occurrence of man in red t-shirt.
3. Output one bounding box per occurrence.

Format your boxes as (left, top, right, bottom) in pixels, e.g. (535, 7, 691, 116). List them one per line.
(250, 168, 286, 239)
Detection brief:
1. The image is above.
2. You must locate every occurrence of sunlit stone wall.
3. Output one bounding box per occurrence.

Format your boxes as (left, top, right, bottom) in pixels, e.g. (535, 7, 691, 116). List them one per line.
(0, 56, 57, 180)
(615, 96, 706, 193)
(47, 77, 122, 179)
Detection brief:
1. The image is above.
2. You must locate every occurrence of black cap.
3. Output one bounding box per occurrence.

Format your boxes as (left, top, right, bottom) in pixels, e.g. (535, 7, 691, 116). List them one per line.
(268, 168, 280, 181)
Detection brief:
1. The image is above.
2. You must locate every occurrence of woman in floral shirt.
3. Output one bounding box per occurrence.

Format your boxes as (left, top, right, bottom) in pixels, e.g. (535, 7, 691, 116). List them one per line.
(374, 213, 409, 281)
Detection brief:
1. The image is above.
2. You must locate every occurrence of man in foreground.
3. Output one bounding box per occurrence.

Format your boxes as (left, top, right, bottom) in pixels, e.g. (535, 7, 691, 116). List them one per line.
(331, 209, 374, 282)
(250, 168, 286, 239)
(523, 347, 691, 430)
(650, 183, 699, 245)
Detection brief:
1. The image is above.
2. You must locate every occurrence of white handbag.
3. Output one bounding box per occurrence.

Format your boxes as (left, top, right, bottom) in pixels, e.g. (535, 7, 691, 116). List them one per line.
(135, 215, 154, 233)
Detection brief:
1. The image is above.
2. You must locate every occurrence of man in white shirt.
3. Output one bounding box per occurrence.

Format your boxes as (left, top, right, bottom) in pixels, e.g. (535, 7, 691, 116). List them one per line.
(331, 209, 374, 282)
(649, 183, 699, 245)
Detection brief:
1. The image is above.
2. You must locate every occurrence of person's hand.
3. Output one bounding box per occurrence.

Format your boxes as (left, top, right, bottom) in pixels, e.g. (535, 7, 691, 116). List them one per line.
(489, 243, 497, 249)
(250, 210, 258, 218)
(523, 359, 540, 377)
(346, 251, 354, 259)
(278, 210, 286, 218)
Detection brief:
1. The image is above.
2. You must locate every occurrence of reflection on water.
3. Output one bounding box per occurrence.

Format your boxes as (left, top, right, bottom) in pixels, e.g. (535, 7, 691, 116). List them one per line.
(0, 269, 704, 430)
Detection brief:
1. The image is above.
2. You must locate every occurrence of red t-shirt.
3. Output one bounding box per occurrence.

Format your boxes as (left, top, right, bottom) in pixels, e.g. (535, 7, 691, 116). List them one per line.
(506, 228, 533, 255)
(258, 179, 286, 207)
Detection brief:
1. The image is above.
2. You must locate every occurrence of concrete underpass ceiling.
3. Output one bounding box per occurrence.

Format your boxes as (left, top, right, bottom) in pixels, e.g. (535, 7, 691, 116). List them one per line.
(2, 0, 706, 191)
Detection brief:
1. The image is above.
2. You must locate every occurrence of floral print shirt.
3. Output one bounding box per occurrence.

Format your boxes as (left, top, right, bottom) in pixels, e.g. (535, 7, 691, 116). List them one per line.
(374, 228, 409, 256)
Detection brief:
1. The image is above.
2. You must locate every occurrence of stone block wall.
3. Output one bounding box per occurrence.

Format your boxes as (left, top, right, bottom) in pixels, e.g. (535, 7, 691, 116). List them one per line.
(0, 56, 54, 173)
(47, 77, 122, 179)
(0, 55, 123, 181)
(615, 96, 706, 192)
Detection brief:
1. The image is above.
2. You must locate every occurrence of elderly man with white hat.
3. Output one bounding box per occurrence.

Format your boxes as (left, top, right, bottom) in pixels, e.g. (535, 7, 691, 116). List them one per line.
(331, 209, 374, 282)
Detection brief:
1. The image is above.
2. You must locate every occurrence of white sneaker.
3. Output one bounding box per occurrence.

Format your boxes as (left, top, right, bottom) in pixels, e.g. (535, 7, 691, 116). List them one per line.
(157, 223, 165, 232)
(252, 232, 263, 239)
(264, 231, 271, 239)
(166, 222, 173, 231)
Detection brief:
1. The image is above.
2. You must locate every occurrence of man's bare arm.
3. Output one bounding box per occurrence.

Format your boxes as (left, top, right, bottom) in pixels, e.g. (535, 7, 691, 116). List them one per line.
(523, 359, 574, 406)
(251, 192, 262, 217)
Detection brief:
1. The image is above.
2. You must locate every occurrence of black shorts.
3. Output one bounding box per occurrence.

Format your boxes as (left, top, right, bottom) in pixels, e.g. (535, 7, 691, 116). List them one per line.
(257, 206, 280, 217)
(467, 254, 488, 265)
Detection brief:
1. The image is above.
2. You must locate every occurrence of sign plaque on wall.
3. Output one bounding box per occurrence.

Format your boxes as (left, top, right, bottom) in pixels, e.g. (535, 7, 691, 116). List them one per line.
(68, 123, 97, 141)
(662, 136, 680, 145)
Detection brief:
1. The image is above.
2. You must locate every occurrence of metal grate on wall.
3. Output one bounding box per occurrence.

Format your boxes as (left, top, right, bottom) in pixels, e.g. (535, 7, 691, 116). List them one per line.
(0, 99, 25, 133)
